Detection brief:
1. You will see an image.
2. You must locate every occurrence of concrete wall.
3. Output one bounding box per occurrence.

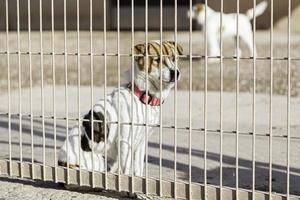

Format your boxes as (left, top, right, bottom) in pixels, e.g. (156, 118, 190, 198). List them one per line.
(207, 0, 300, 29)
(0, 0, 299, 30)
(0, 0, 108, 30)
(275, 4, 300, 32)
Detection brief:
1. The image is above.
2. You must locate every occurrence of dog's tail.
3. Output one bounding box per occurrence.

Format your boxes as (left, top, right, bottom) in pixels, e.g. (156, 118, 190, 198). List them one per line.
(246, 1, 268, 19)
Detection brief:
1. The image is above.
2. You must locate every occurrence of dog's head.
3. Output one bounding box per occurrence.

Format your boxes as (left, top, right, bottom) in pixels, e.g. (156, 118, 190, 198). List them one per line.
(187, 3, 207, 25)
(133, 41, 183, 99)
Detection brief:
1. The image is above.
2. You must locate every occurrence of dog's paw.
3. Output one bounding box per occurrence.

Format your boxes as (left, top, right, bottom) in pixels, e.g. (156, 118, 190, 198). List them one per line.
(120, 191, 138, 199)
(58, 161, 80, 170)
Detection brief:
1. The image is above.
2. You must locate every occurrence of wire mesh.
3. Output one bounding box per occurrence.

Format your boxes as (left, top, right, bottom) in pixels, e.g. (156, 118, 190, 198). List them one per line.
(0, 0, 299, 199)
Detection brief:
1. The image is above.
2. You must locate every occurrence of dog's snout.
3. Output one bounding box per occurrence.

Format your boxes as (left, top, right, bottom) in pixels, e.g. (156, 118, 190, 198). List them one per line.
(170, 69, 180, 82)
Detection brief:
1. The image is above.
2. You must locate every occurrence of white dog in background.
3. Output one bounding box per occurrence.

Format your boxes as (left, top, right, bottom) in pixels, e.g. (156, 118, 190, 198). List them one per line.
(58, 41, 183, 177)
(188, 1, 268, 58)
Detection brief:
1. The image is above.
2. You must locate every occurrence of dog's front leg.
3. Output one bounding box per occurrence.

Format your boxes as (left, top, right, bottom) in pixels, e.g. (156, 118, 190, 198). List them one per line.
(120, 140, 132, 175)
(114, 124, 133, 175)
(134, 140, 145, 177)
(208, 33, 220, 57)
(108, 142, 132, 175)
(234, 47, 242, 58)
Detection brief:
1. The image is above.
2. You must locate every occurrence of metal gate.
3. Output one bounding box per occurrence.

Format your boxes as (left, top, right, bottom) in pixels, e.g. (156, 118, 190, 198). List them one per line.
(0, 0, 299, 199)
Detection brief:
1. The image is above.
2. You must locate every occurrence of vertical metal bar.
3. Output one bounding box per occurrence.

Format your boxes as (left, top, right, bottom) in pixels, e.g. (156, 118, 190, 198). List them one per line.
(269, 0, 274, 198)
(39, 0, 45, 181)
(173, 0, 178, 198)
(39, 0, 46, 180)
(252, 0, 257, 199)
(100, 0, 108, 190)
(63, 0, 70, 184)
(286, 0, 291, 198)
(89, 0, 95, 188)
(145, 0, 149, 195)
(130, 0, 135, 194)
(5, 0, 12, 177)
(51, 0, 57, 183)
(236, 0, 240, 198)
(28, 0, 34, 180)
(219, 0, 224, 198)
(117, 0, 121, 192)
(17, 0, 23, 178)
(159, 0, 163, 197)
(103, 0, 108, 190)
(76, 0, 81, 186)
(188, 0, 193, 198)
(204, 0, 208, 199)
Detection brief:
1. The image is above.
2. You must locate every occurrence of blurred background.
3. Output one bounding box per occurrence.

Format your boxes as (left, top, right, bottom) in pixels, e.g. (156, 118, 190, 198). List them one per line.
(0, 0, 300, 31)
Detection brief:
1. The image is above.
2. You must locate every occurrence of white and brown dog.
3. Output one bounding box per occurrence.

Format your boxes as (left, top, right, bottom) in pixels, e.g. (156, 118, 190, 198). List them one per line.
(188, 1, 268, 58)
(58, 41, 183, 177)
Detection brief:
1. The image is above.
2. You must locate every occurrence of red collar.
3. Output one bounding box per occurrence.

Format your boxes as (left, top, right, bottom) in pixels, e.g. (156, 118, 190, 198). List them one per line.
(127, 83, 162, 106)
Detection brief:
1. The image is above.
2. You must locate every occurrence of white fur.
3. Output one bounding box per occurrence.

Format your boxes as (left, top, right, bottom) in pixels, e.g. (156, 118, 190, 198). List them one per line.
(187, 1, 268, 58)
(58, 127, 105, 172)
(246, 1, 268, 20)
(58, 48, 179, 177)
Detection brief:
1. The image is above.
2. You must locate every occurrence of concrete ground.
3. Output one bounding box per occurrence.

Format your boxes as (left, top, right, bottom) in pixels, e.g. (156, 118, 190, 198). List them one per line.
(0, 175, 135, 200)
(0, 85, 300, 199)
(0, 30, 300, 199)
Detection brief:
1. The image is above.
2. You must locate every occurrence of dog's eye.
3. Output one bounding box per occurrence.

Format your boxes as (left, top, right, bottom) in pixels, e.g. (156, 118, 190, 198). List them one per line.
(155, 57, 160, 63)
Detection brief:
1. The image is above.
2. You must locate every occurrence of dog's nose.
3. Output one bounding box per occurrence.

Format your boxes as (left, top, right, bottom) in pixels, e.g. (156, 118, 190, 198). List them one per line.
(170, 69, 180, 82)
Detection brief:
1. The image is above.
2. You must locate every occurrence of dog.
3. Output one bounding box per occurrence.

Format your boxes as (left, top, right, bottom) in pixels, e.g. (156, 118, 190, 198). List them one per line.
(58, 41, 183, 177)
(187, 1, 268, 58)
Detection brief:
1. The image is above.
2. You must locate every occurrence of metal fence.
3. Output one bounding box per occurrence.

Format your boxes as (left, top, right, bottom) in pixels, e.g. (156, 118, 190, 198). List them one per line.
(0, 0, 299, 199)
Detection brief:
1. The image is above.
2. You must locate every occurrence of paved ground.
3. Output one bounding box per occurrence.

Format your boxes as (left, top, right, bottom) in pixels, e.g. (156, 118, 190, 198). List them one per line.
(0, 175, 134, 200)
(0, 86, 299, 199)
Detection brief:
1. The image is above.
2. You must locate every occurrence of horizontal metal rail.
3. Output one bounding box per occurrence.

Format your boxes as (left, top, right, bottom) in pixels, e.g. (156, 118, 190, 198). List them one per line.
(0, 159, 299, 200)
(0, 113, 298, 140)
(0, 51, 299, 61)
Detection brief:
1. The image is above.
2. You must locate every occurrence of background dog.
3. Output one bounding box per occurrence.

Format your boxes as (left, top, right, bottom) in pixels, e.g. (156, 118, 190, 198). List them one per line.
(188, 1, 268, 58)
(58, 41, 183, 177)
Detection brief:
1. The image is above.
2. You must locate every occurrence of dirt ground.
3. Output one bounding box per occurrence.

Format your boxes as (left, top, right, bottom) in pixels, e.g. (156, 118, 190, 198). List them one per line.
(0, 31, 300, 96)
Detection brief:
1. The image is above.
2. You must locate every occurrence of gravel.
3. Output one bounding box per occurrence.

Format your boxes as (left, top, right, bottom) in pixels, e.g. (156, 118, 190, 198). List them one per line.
(0, 175, 128, 200)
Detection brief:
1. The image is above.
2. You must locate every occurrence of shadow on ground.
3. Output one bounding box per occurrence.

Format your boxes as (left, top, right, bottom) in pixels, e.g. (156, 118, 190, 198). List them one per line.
(0, 115, 299, 196)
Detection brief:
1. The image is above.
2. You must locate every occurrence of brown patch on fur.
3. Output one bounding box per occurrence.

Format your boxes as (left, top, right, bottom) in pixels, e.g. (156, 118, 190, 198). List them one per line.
(134, 44, 146, 71)
(195, 4, 205, 14)
(134, 41, 183, 73)
(166, 41, 184, 55)
(58, 161, 79, 169)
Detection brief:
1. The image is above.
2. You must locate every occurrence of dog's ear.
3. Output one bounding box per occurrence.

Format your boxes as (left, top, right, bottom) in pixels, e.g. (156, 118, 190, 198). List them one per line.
(134, 43, 146, 55)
